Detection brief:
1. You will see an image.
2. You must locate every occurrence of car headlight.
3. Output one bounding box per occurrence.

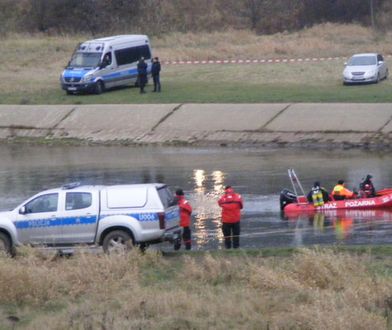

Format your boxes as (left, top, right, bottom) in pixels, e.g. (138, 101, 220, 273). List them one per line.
(365, 70, 377, 78)
(81, 74, 93, 83)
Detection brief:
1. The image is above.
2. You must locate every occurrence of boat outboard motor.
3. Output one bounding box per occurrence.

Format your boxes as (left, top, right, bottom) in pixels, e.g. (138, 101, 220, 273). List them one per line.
(279, 188, 297, 211)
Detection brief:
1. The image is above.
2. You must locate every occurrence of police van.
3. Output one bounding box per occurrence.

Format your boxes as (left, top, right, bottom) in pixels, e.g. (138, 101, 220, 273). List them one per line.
(0, 183, 181, 256)
(60, 35, 152, 94)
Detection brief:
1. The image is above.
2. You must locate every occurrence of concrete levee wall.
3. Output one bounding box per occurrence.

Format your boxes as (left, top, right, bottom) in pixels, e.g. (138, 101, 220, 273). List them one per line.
(0, 103, 391, 148)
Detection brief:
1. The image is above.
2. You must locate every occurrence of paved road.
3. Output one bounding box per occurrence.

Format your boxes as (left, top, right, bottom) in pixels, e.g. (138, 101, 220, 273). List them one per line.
(0, 103, 391, 148)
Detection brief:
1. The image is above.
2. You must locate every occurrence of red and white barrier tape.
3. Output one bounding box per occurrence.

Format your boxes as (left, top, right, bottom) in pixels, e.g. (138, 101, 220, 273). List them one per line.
(163, 54, 392, 65)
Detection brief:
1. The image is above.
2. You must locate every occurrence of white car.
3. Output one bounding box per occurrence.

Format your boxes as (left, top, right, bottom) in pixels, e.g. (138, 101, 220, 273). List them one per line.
(343, 53, 388, 85)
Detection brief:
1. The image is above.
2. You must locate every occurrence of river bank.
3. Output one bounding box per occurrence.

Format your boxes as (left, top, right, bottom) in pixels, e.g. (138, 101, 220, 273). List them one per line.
(0, 103, 391, 149)
(1, 247, 392, 329)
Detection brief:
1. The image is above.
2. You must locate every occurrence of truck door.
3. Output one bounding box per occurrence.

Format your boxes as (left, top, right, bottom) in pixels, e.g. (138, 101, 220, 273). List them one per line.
(58, 190, 99, 244)
(14, 193, 61, 245)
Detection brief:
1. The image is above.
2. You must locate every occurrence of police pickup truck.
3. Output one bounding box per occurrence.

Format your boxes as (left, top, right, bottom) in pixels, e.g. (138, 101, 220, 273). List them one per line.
(0, 183, 181, 256)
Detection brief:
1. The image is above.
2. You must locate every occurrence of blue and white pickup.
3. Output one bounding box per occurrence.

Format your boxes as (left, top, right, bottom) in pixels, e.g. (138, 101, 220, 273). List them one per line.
(0, 183, 181, 255)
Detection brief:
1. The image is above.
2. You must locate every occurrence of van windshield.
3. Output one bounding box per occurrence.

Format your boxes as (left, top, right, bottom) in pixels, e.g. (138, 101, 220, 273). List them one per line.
(68, 52, 102, 68)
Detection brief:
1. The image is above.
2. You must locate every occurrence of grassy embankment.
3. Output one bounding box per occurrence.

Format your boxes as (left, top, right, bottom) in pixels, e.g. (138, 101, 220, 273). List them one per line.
(1, 247, 392, 329)
(1, 24, 392, 104)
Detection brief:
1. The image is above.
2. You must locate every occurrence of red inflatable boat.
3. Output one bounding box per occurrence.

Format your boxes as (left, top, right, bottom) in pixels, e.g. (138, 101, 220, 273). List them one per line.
(284, 189, 392, 215)
(281, 169, 392, 216)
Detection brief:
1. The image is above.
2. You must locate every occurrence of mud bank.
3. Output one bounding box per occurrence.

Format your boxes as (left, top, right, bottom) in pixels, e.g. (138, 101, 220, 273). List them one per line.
(0, 103, 391, 149)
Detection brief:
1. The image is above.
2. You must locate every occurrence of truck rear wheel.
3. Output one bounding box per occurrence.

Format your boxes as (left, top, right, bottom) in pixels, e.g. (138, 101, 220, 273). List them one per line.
(0, 232, 13, 257)
(102, 230, 134, 254)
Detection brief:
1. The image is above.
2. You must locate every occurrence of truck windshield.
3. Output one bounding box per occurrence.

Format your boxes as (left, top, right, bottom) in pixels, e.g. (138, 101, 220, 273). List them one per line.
(68, 52, 102, 68)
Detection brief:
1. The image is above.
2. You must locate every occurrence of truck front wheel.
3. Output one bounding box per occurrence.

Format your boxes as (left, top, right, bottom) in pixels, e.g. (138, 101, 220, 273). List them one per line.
(0, 232, 13, 257)
(102, 230, 134, 254)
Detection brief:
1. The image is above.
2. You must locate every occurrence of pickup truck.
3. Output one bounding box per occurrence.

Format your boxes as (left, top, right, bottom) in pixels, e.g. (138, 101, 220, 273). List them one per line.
(0, 183, 181, 256)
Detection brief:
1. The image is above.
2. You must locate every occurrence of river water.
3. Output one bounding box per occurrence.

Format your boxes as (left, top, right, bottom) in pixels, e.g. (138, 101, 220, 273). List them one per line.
(1, 144, 392, 250)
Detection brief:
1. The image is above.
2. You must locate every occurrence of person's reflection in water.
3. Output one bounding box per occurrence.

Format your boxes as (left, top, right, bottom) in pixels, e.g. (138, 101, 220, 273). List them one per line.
(312, 213, 326, 233)
(333, 217, 353, 240)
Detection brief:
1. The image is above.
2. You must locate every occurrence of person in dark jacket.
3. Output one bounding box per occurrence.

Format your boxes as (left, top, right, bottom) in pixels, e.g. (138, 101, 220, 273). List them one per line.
(151, 57, 161, 92)
(218, 186, 243, 249)
(137, 57, 148, 94)
(359, 174, 376, 198)
(175, 189, 192, 250)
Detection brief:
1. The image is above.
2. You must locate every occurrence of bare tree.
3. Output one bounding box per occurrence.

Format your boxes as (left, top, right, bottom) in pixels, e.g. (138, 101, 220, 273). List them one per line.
(244, 0, 266, 30)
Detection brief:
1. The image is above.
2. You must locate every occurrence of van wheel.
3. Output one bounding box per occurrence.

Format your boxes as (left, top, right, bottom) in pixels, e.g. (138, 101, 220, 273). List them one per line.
(95, 81, 105, 94)
(0, 232, 13, 257)
(102, 230, 134, 254)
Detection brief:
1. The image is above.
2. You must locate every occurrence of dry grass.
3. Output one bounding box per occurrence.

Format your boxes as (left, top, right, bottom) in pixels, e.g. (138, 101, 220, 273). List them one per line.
(154, 23, 392, 60)
(0, 247, 391, 329)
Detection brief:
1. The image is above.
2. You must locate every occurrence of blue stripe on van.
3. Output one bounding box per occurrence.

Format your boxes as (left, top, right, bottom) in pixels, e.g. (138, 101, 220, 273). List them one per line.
(102, 68, 138, 82)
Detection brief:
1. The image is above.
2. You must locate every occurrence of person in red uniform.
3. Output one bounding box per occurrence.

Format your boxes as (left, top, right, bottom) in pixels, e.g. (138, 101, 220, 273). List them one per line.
(176, 189, 192, 250)
(218, 185, 244, 249)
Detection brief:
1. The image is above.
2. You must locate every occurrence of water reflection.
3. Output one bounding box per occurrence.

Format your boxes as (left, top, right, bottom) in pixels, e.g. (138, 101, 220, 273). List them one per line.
(192, 169, 225, 249)
(285, 209, 392, 245)
(2, 145, 392, 249)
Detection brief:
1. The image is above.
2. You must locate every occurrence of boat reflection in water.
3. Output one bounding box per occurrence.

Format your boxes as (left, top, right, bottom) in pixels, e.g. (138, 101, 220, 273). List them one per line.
(284, 209, 392, 243)
(191, 169, 225, 249)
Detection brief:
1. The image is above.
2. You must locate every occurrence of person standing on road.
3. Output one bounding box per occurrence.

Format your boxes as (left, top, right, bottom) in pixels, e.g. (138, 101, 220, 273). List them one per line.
(175, 189, 192, 250)
(137, 57, 147, 94)
(151, 57, 161, 92)
(218, 186, 243, 249)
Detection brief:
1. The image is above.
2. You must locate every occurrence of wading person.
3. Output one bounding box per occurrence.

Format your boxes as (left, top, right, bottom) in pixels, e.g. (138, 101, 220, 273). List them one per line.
(175, 189, 192, 250)
(151, 57, 161, 92)
(218, 186, 243, 249)
(137, 57, 147, 94)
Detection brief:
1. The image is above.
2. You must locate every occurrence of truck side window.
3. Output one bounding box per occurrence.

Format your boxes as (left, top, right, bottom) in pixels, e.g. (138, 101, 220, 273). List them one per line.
(157, 187, 177, 208)
(66, 192, 92, 210)
(25, 194, 59, 213)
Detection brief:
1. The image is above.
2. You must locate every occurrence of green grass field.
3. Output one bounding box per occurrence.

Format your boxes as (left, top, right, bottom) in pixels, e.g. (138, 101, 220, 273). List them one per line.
(2, 62, 392, 104)
(1, 29, 392, 104)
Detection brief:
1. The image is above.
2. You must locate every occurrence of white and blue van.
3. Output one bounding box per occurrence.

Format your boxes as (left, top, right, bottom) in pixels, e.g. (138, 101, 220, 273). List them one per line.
(60, 35, 152, 94)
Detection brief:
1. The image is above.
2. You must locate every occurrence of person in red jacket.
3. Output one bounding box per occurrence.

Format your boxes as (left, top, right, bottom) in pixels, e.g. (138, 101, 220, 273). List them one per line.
(218, 185, 244, 249)
(175, 189, 192, 250)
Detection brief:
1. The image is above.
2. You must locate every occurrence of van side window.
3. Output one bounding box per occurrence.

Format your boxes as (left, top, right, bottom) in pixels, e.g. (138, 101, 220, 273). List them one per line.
(66, 192, 92, 210)
(115, 45, 151, 66)
(102, 52, 112, 67)
(377, 54, 383, 62)
(25, 194, 59, 213)
(157, 187, 177, 208)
